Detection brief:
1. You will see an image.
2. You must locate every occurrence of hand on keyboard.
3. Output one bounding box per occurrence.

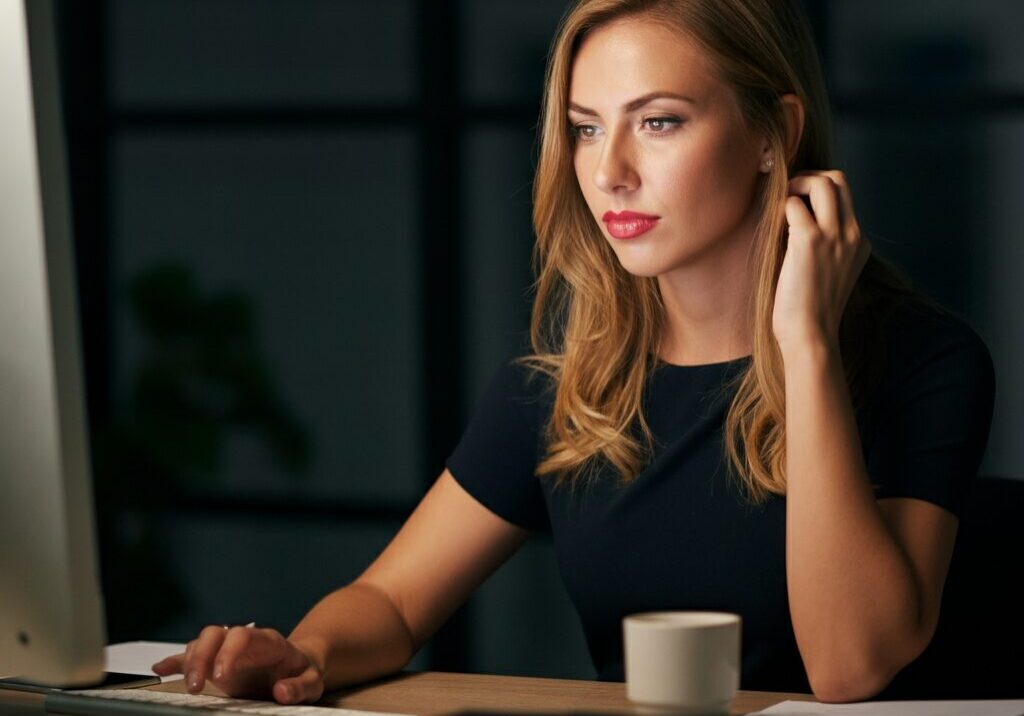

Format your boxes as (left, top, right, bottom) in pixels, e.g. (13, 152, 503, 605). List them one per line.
(152, 625, 324, 705)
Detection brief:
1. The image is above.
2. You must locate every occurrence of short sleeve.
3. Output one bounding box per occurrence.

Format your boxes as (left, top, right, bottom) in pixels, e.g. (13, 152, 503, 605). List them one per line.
(445, 357, 551, 532)
(865, 308, 996, 517)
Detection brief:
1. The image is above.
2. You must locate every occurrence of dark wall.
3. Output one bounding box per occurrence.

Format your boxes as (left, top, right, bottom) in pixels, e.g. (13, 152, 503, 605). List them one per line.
(56, 0, 1023, 679)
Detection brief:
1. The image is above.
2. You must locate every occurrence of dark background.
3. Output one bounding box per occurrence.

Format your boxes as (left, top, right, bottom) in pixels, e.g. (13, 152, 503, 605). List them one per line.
(53, 0, 1023, 679)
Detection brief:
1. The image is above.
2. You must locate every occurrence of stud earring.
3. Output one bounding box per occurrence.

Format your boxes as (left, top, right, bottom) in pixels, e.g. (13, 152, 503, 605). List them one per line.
(762, 157, 774, 172)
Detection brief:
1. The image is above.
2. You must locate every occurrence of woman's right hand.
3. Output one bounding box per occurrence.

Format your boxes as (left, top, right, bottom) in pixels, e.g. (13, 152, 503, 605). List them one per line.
(151, 625, 325, 705)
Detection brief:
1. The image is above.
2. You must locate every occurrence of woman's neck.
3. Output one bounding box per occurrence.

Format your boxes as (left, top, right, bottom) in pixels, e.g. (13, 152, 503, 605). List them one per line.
(655, 217, 757, 366)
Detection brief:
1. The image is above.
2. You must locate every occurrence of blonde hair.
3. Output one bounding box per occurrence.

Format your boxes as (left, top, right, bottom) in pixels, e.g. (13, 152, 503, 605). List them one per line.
(518, 0, 935, 502)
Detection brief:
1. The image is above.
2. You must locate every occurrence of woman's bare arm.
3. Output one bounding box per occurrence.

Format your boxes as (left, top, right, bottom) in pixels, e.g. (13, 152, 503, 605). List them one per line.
(155, 468, 531, 702)
(290, 468, 531, 689)
(782, 338, 957, 703)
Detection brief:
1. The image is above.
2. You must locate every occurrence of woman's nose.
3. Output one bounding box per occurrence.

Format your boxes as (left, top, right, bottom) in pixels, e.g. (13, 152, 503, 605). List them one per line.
(593, 135, 639, 194)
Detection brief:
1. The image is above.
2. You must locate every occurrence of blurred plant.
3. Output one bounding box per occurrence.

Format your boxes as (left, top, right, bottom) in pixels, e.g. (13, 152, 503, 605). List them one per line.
(93, 261, 311, 640)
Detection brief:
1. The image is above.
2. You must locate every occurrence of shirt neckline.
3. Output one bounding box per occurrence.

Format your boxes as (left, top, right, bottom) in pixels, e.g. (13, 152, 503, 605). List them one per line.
(654, 353, 752, 370)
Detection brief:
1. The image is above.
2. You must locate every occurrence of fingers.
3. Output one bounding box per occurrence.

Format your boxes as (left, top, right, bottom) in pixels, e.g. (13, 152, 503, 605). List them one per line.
(273, 666, 325, 705)
(212, 627, 283, 682)
(820, 170, 858, 232)
(151, 652, 185, 675)
(185, 625, 229, 693)
(784, 195, 818, 236)
(152, 625, 312, 701)
(212, 626, 252, 682)
(788, 174, 841, 239)
(149, 639, 195, 675)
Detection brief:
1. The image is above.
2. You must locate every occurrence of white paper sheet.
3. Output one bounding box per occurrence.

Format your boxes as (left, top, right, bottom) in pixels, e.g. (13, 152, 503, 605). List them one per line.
(105, 641, 186, 682)
(754, 699, 1024, 716)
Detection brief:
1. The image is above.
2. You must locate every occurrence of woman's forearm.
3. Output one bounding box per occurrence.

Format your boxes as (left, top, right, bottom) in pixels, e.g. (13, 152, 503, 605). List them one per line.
(287, 581, 417, 691)
(781, 337, 925, 701)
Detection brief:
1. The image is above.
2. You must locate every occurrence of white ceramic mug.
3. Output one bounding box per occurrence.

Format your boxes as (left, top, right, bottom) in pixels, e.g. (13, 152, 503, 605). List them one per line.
(623, 611, 742, 715)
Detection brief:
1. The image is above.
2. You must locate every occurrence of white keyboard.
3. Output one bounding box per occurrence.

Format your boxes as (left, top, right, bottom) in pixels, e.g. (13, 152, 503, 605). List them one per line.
(44, 687, 413, 716)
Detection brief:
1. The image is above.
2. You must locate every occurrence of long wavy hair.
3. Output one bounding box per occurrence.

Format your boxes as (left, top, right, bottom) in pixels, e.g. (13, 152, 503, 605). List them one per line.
(518, 0, 936, 502)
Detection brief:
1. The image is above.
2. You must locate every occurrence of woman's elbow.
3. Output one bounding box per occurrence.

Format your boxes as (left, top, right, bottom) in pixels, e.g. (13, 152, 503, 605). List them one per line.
(807, 617, 938, 703)
(808, 636, 930, 703)
(809, 664, 895, 703)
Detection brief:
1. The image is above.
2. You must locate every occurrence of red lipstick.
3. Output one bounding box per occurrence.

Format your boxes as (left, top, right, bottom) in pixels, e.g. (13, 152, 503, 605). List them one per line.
(602, 210, 660, 239)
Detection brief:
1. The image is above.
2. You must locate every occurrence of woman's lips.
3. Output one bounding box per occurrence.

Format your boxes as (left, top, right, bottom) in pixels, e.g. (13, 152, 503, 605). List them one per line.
(602, 210, 660, 239)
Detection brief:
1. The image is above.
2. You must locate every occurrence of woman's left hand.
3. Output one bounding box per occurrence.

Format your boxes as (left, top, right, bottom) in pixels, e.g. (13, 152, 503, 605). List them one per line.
(772, 170, 872, 353)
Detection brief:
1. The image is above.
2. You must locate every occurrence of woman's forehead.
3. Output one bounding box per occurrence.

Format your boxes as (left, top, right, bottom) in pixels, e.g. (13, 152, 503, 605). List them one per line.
(569, 18, 719, 110)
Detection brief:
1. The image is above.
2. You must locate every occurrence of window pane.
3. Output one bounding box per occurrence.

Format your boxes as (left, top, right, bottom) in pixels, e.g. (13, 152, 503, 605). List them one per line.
(828, 0, 1024, 94)
(462, 127, 537, 408)
(110, 0, 416, 108)
(145, 511, 428, 675)
(470, 536, 594, 679)
(835, 116, 1020, 480)
(835, 116, 984, 314)
(110, 129, 422, 504)
(461, 0, 571, 105)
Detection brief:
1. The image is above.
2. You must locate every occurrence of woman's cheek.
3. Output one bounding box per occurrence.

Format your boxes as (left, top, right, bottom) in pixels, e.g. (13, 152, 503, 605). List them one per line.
(657, 156, 695, 208)
(574, 155, 599, 206)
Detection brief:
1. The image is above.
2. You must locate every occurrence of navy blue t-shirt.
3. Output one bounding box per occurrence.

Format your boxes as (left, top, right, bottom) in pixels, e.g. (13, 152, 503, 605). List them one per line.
(445, 301, 995, 693)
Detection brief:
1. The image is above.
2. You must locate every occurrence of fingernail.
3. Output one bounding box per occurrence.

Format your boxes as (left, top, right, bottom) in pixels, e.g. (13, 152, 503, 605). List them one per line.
(281, 685, 294, 701)
(187, 671, 200, 691)
(213, 662, 223, 680)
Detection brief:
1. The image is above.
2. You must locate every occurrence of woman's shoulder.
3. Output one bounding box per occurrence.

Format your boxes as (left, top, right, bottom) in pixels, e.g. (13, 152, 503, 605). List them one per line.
(877, 296, 992, 375)
(866, 294, 995, 407)
(504, 352, 558, 412)
(473, 342, 557, 428)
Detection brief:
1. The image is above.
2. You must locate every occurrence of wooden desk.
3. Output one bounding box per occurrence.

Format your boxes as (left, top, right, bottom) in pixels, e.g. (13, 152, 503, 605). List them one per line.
(1, 671, 818, 715)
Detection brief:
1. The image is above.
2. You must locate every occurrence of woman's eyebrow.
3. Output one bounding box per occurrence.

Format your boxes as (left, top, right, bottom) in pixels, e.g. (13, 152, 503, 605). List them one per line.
(567, 91, 696, 115)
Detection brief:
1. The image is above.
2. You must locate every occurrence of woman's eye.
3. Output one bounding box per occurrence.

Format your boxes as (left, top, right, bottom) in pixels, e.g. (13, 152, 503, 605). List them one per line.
(643, 116, 682, 133)
(570, 117, 680, 142)
(572, 124, 600, 140)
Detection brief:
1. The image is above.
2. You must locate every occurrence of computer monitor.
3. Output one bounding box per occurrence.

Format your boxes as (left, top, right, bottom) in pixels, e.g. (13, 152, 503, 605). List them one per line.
(0, 0, 107, 686)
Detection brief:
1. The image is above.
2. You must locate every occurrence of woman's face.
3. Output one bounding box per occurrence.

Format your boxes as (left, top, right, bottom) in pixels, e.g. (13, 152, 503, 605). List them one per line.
(569, 18, 766, 277)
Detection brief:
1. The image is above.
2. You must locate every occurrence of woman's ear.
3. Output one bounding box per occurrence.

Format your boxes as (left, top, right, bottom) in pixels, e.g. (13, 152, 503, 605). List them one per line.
(778, 93, 805, 164)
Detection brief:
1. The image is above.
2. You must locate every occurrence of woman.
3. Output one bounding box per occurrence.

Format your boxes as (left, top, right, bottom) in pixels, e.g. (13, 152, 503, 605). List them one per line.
(154, 0, 995, 704)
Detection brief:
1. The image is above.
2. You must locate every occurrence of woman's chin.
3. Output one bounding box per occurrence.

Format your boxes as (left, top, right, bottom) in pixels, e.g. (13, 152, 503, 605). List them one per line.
(610, 249, 675, 278)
